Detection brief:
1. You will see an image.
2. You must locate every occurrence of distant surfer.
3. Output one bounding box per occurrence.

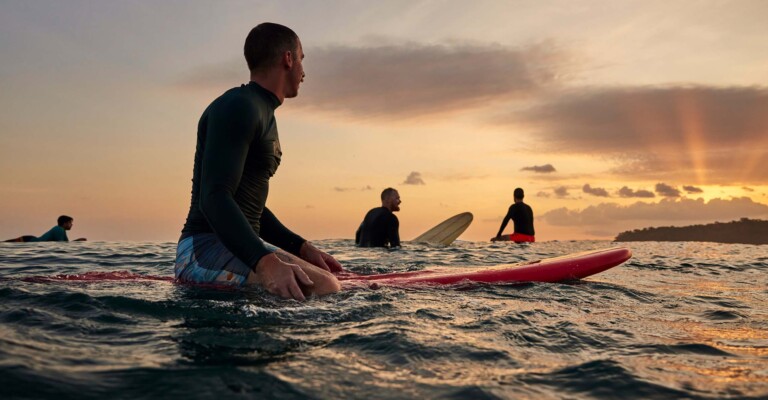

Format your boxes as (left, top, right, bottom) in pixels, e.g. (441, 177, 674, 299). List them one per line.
(355, 188, 401, 248)
(491, 188, 535, 243)
(176, 23, 342, 301)
(4, 215, 87, 242)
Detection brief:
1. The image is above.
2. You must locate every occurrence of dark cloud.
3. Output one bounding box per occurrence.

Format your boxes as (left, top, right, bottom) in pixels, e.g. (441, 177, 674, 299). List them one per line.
(297, 41, 568, 119)
(618, 186, 655, 198)
(536, 191, 551, 198)
(506, 86, 768, 184)
(655, 183, 681, 198)
(403, 171, 425, 185)
(177, 41, 566, 119)
(683, 185, 703, 193)
(521, 164, 557, 173)
(742, 186, 754, 192)
(541, 197, 768, 227)
(583, 184, 609, 197)
(554, 186, 569, 198)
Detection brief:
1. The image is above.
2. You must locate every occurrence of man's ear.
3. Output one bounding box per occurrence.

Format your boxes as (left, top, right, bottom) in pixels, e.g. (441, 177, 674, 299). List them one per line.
(283, 51, 294, 69)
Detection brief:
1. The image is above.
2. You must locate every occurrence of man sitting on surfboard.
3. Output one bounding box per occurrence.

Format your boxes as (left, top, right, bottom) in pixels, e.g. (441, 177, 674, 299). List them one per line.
(491, 188, 535, 243)
(355, 188, 401, 248)
(4, 215, 86, 242)
(176, 23, 342, 301)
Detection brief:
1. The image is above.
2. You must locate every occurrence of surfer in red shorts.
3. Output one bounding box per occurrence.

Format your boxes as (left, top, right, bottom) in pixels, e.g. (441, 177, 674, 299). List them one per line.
(491, 188, 535, 243)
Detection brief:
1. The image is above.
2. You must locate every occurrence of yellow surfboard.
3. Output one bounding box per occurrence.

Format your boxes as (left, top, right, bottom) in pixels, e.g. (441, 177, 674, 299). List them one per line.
(412, 212, 473, 245)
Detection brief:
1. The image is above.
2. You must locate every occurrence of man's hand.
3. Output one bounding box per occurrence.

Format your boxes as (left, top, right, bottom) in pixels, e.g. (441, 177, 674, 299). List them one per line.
(253, 253, 314, 301)
(300, 241, 343, 273)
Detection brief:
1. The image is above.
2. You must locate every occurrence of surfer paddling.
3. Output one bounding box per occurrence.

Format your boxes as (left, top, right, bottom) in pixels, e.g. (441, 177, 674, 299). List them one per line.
(491, 187, 535, 243)
(176, 23, 342, 300)
(355, 188, 402, 248)
(4, 215, 86, 242)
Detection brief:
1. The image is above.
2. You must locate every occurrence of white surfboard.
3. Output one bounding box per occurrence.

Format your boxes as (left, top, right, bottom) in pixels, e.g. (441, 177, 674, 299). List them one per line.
(412, 212, 473, 245)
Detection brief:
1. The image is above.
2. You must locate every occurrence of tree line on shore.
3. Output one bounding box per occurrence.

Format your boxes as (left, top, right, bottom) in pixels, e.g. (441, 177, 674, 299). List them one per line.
(614, 218, 768, 245)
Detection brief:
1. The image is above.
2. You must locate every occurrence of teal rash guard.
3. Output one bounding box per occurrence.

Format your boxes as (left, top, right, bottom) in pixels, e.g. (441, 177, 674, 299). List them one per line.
(181, 82, 305, 267)
(36, 226, 69, 242)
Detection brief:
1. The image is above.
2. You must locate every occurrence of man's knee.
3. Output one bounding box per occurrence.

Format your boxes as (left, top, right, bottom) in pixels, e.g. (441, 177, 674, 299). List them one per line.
(303, 267, 341, 296)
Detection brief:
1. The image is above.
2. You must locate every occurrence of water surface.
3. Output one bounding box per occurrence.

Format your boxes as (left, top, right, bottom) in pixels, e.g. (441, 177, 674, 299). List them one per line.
(1, 240, 766, 399)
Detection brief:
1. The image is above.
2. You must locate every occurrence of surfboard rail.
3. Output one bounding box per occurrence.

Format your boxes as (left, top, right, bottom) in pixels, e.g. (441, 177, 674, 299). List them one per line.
(338, 247, 631, 286)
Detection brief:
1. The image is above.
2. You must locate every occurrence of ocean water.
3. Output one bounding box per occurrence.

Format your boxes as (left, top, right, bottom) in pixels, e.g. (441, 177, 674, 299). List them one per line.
(0, 240, 766, 399)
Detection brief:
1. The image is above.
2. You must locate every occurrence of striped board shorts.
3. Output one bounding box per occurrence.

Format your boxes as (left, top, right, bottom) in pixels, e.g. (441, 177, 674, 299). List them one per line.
(175, 233, 277, 286)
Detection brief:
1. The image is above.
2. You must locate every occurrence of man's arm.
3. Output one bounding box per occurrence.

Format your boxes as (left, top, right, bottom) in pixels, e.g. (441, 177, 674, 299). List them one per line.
(198, 96, 272, 267)
(259, 207, 343, 272)
(495, 207, 513, 238)
(56, 226, 69, 242)
(388, 215, 401, 248)
(258, 207, 306, 256)
(355, 222, 362, 245)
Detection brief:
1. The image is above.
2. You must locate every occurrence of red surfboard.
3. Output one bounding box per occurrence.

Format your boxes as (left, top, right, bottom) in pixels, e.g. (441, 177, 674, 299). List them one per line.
(21, 248, 631, 289)
(337, 247, 631, 286)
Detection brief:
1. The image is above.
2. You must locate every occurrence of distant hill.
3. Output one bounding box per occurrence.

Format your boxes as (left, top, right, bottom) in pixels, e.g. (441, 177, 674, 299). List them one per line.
(614, 218, 768, 245)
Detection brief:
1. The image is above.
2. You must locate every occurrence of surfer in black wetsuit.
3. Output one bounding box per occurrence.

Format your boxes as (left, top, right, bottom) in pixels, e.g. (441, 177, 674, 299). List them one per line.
(492, 187, 535, 243)
(356, 188, 401, 248)
(176, 23, 342, 301)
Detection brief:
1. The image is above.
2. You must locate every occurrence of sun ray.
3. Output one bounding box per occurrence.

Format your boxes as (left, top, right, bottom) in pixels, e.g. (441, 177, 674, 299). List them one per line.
(675, 90, 708, 185)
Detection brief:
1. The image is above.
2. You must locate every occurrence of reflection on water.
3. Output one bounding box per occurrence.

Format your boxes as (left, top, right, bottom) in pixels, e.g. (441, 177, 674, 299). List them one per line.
(0, 240, 766, 398)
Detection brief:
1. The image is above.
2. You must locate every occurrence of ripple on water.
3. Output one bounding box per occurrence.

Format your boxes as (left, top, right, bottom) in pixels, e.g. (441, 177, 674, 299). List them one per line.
(520, 359, 695, 398)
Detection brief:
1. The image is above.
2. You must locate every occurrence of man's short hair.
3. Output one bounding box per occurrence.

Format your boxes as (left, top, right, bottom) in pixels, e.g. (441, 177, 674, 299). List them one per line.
(244, 23, 299, 72)
(513, 188, 525, 200)
(57, 215, 73, 226)
(381, 188, 397, 201)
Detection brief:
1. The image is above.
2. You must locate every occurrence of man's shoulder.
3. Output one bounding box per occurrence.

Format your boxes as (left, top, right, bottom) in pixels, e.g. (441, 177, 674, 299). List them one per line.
(210, 86, 258, 109)
(364, 207, 383, 217)
(203, 86, 273, 131)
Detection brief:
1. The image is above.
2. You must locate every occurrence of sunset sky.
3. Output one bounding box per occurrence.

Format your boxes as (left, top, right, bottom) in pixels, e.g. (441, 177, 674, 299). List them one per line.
(1, 0, 767, 242)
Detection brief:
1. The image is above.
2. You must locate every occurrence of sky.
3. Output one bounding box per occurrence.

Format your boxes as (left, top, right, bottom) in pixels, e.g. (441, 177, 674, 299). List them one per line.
(1, 0, 767, 242)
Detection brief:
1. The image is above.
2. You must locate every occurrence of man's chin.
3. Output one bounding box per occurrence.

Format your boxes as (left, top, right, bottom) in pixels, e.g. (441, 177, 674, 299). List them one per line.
(285, 88, 300, 98)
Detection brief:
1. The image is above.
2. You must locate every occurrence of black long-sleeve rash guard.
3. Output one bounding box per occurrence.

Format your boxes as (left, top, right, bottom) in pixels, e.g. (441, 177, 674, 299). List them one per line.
(495, 202, 535, 237)
(355, 207, 400, 248)
(181, 82, 305, 267)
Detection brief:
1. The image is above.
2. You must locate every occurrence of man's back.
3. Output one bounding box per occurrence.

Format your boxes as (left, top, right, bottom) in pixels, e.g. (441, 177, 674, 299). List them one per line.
(356, 207, 400, 248)
(37, 226, 68, 242)
(508, 202, 535, 236)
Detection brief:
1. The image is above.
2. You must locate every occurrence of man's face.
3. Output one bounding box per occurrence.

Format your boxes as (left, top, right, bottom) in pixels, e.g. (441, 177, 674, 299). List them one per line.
(63, 220, 73, 230)
(385, 192, 401, 212)
(285, 39, 305, 99)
